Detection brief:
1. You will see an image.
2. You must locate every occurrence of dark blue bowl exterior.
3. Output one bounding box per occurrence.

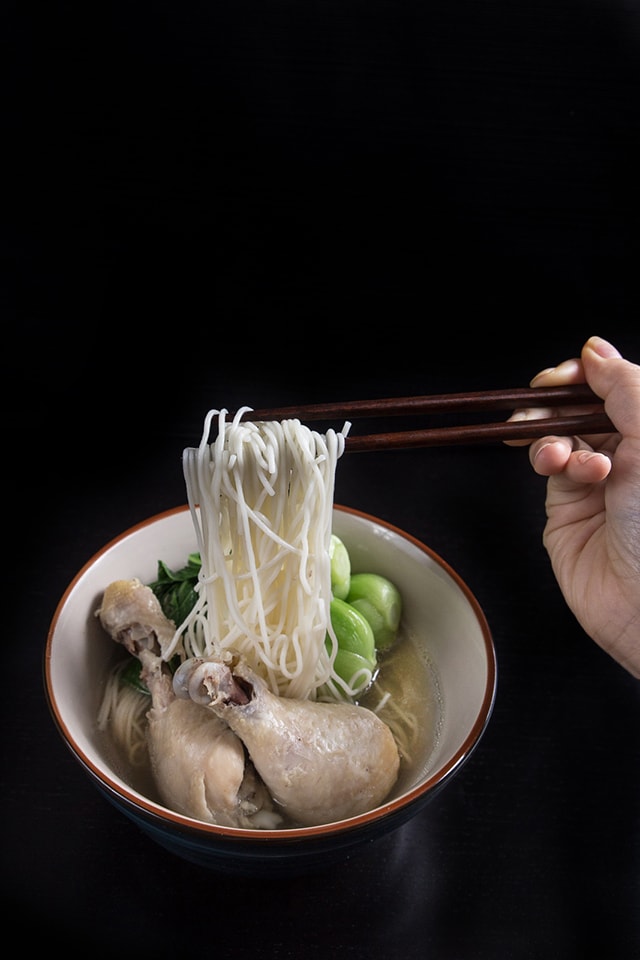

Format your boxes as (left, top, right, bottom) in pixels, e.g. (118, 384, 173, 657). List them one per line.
(93, 749, 482, 876)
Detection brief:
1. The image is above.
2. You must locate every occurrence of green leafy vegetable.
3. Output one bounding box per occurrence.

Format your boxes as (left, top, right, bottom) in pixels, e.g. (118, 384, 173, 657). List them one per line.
(120, 656, 152, 695)
(118, 554, 201, 696)
(148, 552, 202, 627)
(120, 653, 182, 696)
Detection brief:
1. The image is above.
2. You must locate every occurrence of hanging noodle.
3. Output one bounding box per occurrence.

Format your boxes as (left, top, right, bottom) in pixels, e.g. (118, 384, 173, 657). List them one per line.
(159, 409, 356, 701)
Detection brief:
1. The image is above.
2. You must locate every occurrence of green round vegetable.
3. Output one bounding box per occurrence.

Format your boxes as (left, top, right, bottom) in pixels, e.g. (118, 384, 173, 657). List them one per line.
(329, 534, 351, 600)
(347, 572, 402, 651)
(329, 597, 376, 664)
(332, 649, 374, 689)
(327, 596, 377, 689)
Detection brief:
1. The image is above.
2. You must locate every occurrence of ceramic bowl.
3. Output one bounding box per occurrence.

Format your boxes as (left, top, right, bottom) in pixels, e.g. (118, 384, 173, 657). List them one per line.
(45, 504, 496, 875)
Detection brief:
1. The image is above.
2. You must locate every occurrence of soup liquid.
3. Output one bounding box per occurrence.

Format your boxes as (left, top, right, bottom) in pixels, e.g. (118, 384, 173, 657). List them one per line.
(362, 627, 442, 798)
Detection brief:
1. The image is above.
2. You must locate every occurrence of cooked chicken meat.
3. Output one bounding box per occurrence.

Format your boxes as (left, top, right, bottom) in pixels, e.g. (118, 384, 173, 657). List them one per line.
(96, 579, 280, 828)
(174, 655, 401, 827)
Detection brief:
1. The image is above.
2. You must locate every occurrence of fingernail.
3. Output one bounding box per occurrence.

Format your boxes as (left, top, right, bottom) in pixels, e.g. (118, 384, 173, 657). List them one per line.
(530, 359, 581, 385)
(532, 441, 553, 466)
(530, 366, 556, 385)
(586, 336, 621, 359)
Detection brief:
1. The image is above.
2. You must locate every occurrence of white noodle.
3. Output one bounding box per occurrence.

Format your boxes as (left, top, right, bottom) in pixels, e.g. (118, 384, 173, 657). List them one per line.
(97, 660, 149, 766)
(162, 410, 355, 700)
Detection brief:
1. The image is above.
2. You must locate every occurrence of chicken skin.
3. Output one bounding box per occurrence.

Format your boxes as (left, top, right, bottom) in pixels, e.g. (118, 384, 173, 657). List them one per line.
(97, 579, 279, 828)
(174, 655, 401, 827)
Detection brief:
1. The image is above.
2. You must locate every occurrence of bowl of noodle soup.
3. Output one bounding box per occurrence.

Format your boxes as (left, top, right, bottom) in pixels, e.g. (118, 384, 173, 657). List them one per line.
(45, 502, 496, 875)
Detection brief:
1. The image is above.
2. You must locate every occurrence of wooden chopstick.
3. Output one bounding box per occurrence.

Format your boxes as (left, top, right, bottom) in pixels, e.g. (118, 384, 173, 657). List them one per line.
(233, 384, 613, 452)
(242, 384, 604, 423)
(344, 412, 614, 452)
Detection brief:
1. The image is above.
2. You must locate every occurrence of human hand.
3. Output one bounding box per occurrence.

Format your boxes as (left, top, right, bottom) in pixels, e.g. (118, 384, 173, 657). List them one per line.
(509, 336, 640, 678)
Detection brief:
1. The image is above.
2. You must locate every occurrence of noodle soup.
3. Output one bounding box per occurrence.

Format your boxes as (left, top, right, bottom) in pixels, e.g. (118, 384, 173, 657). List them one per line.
(94, 409, 442, 829)
(98, 617, 443, 828)
(46, 502, 495, 872)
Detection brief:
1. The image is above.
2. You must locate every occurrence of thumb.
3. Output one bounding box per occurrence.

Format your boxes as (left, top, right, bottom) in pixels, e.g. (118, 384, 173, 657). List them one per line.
(581, 337, 640, 440)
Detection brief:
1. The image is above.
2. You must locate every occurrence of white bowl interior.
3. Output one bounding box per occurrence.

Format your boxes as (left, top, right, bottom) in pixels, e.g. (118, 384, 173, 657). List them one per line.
(46, 505, 495, 825)
(333, 509, 493, 785)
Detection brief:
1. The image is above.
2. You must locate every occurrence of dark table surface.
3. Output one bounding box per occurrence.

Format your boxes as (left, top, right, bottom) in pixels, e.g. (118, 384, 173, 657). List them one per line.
(6, 1, 640, 956)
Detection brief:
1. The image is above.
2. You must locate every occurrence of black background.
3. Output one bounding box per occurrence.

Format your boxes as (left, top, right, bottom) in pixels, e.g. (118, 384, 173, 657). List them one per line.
(5, 2, 640, 957)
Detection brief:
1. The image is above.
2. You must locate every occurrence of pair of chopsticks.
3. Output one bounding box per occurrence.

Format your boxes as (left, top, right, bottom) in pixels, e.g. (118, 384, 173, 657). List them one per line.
(240, 384, 613, 452)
